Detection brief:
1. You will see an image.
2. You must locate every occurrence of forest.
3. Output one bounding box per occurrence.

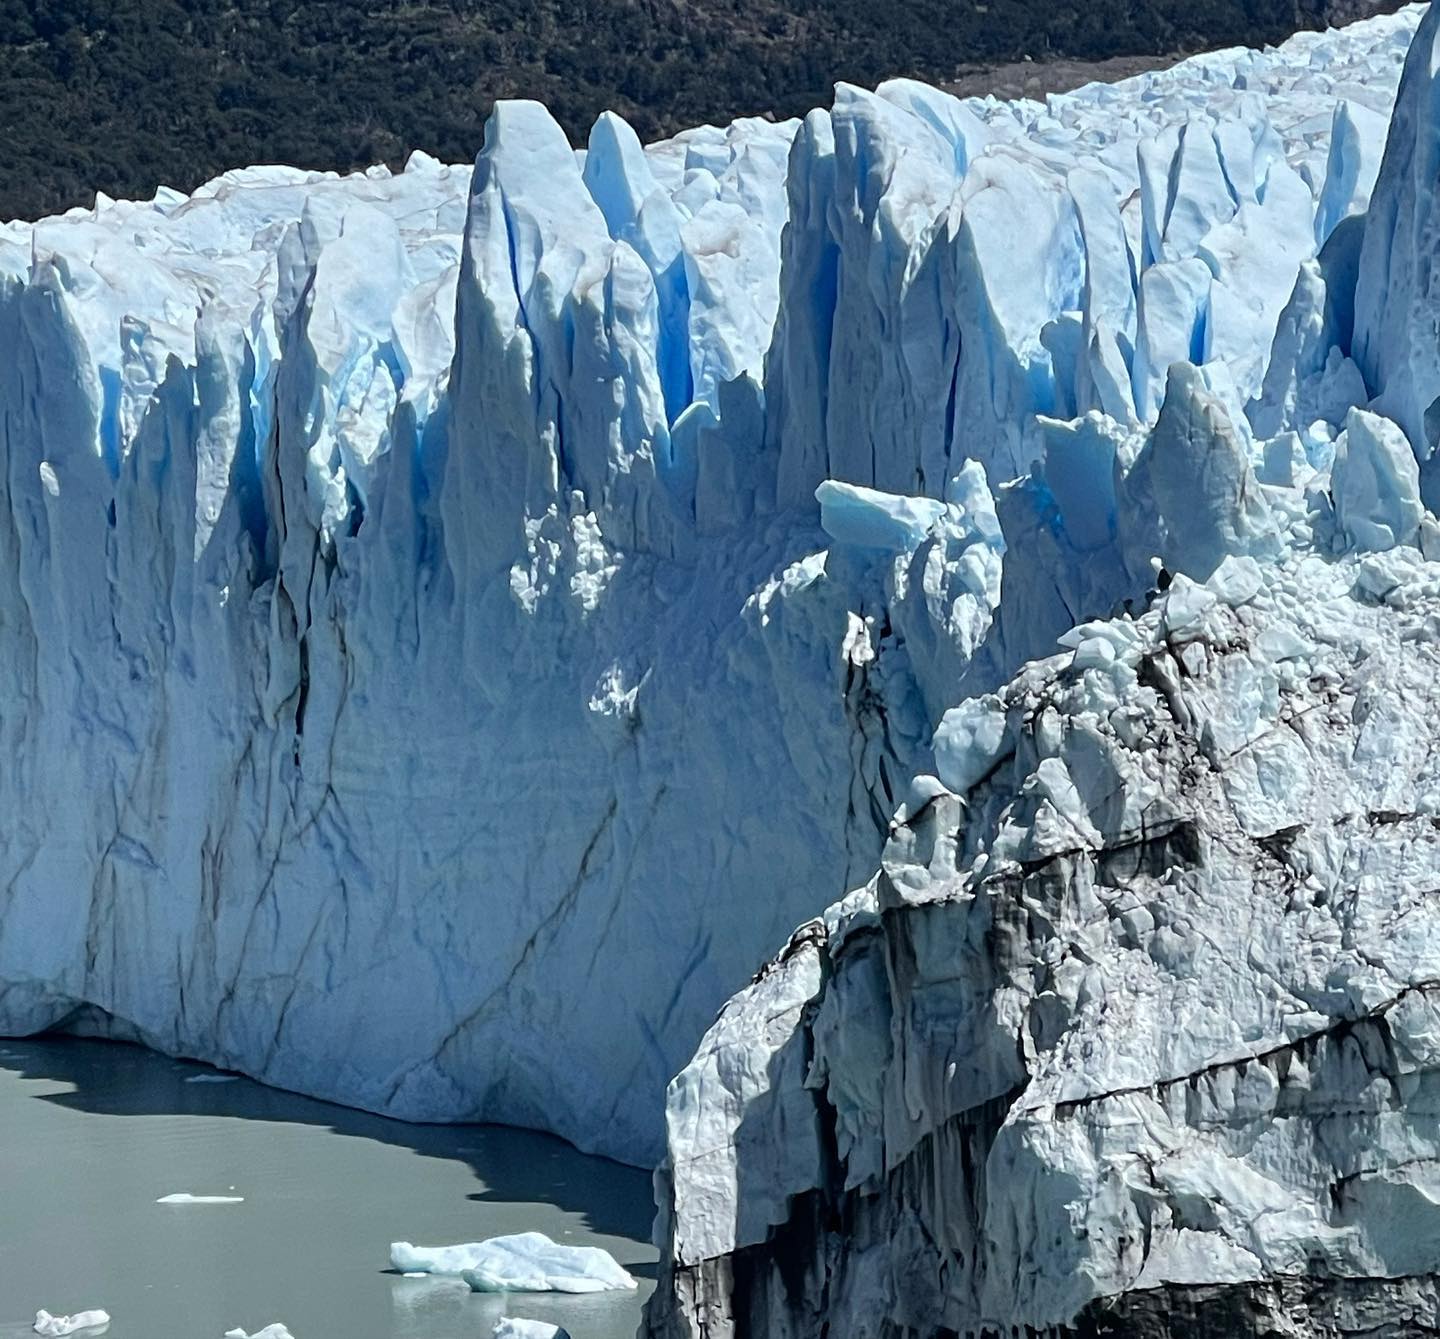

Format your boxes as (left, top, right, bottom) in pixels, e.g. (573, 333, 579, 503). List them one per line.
(0, 0, 1393, 220)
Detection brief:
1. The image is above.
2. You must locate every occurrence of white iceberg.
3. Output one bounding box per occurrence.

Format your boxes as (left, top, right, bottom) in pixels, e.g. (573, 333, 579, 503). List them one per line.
(157, 1192, 244, 1204)
(494, 1321, 571, 1339)
(390, 1231, 636, 1293)
(34, 1311, 109, 1337)
(224, 1327, 294, 1339)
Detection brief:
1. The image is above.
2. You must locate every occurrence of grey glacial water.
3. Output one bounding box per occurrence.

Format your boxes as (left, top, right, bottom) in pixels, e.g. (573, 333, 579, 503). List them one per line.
(0, 1038, 655, 1339)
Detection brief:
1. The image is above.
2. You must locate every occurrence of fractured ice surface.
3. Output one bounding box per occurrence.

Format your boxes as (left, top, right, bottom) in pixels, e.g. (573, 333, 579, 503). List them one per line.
(643, 5, 1440, 1336)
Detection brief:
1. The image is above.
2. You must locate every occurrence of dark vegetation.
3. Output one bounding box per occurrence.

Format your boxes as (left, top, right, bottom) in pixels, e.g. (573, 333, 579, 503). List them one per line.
(0, 0, 1401, 221)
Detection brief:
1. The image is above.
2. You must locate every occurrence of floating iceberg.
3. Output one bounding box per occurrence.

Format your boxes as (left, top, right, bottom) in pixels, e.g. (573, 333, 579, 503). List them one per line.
(223, 1327, 294, 1339)
(33, 1312, 109, 1337)
(391, 1232, 636, 1293)
(156, 1193, 244, 1204)
(493, 1321, 571, 1339)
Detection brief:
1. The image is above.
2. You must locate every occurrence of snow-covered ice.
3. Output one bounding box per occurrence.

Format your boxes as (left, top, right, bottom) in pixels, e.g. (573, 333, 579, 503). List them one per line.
(156, 1193, 244, 1204)
(391, 1232, 636, 1293)
(33, 1311, 109, 1337)
(223, 1326, 294, 1339)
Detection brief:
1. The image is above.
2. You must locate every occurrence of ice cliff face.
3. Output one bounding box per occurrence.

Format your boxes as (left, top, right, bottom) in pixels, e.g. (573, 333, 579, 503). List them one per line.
(0, 122, 883, 1166)
(649, 538, 1440, 1337)
(645, 4, 1440, 1336)
(0, 0, 1425, 1213)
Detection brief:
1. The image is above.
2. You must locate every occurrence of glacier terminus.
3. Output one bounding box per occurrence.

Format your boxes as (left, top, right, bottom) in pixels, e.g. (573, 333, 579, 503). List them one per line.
(5, 3, 1440, 1336)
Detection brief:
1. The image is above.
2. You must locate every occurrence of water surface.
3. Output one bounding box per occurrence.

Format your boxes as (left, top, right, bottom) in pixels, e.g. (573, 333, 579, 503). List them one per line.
(0, 1038, 655, 1338)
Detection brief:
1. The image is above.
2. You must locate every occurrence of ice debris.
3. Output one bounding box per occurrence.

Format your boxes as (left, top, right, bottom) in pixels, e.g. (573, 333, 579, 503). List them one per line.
(931, 696, 1010, 795)
(1331, 407, 1424, 551)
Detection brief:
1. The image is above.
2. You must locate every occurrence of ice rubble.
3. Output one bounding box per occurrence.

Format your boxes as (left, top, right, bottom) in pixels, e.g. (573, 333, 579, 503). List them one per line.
(0, 0, 1423, 1213)
(390, 1232, 636, 1292)
(643, 5, 1440, 1336)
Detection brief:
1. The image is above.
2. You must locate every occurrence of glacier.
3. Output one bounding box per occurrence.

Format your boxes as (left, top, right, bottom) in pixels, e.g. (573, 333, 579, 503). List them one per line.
(1, 7, 1438, 1331)
(0, 3, 1422, 1170)
(639, 5, 1440, 1337)
(0, 109, 869, 1165)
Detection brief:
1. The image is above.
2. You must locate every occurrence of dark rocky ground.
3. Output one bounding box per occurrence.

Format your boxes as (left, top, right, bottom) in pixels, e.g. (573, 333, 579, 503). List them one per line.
(945, 52, 1192, 101)
(945, 0, 1406, 100)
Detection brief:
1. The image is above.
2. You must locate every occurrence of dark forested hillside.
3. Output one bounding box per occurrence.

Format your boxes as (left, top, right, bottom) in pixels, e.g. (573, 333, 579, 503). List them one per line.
(0, 0, 1403, 221)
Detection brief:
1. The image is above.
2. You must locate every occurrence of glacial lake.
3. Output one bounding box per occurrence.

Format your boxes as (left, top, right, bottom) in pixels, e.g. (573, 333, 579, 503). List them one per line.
(0, 1037, 655, 1339)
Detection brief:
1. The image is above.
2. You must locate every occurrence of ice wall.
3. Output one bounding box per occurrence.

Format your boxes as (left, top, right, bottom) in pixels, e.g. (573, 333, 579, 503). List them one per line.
(0, 6, 1425, 1179)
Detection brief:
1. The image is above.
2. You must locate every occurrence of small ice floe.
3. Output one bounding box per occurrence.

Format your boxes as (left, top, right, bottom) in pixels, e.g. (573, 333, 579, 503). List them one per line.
(185, 1072, 240, 1084)
(223, 1326, 294, 1339)
(390, 1231, 636, 1293)
(34, 1310, 110, 1336)
(494, 1320, 571, 1339)
(157, 1192, 244, 1204)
